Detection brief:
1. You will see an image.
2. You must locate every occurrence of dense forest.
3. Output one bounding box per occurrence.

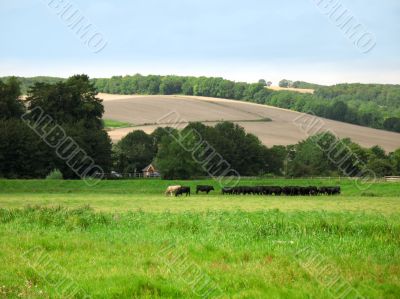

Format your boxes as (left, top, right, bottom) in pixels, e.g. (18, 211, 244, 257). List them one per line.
(1, 75, 400, 179)
(2, 75, 400, 133)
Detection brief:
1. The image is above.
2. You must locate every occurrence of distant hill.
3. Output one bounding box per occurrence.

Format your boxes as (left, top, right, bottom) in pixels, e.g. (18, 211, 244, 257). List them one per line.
(100, 93, 400, 152)
(315, 83, 400, 110)
(2, 75, 400, 133)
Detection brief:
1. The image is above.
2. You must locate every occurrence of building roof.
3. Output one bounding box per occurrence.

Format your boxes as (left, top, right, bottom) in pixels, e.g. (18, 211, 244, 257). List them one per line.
(142, 164, 157, 172)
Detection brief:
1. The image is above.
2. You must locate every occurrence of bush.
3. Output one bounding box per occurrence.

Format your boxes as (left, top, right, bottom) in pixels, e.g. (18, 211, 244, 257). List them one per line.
(46, 169, 63, 180)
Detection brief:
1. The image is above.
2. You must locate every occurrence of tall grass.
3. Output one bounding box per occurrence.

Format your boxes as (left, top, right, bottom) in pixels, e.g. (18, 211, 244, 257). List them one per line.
(0, 206, 399, 298)
(1, 206, 398, 240)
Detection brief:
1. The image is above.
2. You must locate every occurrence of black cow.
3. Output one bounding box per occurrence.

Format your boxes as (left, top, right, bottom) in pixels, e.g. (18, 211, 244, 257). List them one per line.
(308, 186, 319, 196)
(253, 186, 264, 195)
(196, 185, 215, 194)
(222, 187, 233, 195)
(270, 186, 282, 196)
(318, 186, 341, 195)
(176, 186, 191, 197)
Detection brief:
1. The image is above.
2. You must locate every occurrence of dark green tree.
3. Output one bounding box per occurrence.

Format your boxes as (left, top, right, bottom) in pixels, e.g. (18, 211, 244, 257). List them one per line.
(329, 101, 348, 122)
(0, 119, 53, 178)
(366, 159, 393, 177)
(369, 145, 387, 160)
(114, 130, 156, 173)
(258, 79, 267, 86)
(0, 77, 25, 119)
(279, 79, 292, 88)
(383, 117, 400, 132)
(389, 149, 400, 175)
(155, 130, 204, 179)
(23, 75, 112, 179)
(265, 145, 286, 175)
(27, 75, 104, 128)
(159, 76, 183, 95)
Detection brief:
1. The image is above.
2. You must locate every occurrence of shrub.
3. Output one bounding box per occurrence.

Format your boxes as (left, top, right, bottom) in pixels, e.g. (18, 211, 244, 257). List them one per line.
(46, 169, 63, 180)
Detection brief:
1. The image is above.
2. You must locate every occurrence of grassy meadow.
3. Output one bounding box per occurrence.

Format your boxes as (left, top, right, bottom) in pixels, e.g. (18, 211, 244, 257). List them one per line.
(0, 178, 399, 298)
(103, 119, 133, 129)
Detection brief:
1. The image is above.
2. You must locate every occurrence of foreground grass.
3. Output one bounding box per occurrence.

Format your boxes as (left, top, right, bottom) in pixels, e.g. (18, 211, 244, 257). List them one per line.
(0, 180, 399, 298)
(0, 206, 399, 298)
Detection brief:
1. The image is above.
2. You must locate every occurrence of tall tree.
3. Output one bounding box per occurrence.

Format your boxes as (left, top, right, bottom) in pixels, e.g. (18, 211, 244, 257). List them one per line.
(114, 130, 156, 173)
(0, 77, 25, 119)
(0, 119, 53, 178)
(155, 130, 204, 179)
(27, 75, 104, 128)
(24, 75, 112, 179)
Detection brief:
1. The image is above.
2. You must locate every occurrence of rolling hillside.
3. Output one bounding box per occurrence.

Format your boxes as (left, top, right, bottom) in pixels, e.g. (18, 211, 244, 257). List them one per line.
(101, 93, 400, 152)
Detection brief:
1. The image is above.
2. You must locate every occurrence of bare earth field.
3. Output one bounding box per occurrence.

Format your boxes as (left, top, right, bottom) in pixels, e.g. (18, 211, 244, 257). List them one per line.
(100, 93, 400, 151)
(266, 86, 315, 94)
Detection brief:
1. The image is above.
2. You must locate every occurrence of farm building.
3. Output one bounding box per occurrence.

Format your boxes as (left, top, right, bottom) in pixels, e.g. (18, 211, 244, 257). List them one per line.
(142, 164, 160, 178)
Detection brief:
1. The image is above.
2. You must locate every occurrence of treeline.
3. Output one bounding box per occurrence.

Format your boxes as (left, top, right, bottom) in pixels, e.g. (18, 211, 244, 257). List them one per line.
(0, 76, 65, 94)
(91, 74, 400, 133)
(115, 122, 400, 179)
(315, 83, 400, 131)
(92, 74, 271, 102)
(113, 122, 283, 179)
(279, 79, 324, 89)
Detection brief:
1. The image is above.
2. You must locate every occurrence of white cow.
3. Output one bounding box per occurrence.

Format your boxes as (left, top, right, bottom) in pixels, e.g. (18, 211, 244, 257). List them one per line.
(165, 185, 182, 197)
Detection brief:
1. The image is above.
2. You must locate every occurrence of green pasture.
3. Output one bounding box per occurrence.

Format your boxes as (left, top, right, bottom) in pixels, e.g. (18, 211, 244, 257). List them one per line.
(103, 119, 133, 129)
(0, 179, 399, 298)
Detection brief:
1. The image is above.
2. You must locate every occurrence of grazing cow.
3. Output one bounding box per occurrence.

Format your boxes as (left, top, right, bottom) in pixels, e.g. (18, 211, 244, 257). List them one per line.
(282, 186, 301, 196)
(308, 186, 319, 196)
(318, 187, 327, 195)
(176, 186, 191, 197)
(242, 186, 253, 195)
(253, 186, 264, 195)
(222, 187, 233, 195)
(270, 186, 282, 196)
(327, 186, 341, 195)
(333, 186, 341, 195)
(165, 185, 181, 197)
(318, 186, 341, 195)
(196, 185, 215, 194)
(220, 185, 340, 197)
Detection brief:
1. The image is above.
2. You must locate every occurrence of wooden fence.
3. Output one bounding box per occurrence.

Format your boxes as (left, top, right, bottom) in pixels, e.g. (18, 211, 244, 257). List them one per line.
(101, 173, 160, 179)
(384, 176, 400, 182)
(98, 174, 393, 181)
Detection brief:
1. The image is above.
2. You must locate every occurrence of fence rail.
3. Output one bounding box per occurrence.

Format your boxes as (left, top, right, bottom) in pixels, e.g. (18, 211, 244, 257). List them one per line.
(96, 174, 390, 181)
(99, 173, 160, 180)
(385, 176, 400, 182)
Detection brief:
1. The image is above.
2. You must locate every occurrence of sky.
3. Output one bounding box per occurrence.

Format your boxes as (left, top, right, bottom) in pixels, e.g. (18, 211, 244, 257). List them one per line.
(0, 0, 399, 85)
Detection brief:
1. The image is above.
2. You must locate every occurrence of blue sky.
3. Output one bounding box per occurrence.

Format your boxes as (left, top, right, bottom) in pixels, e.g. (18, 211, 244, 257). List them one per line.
(0, 0, 399, 85)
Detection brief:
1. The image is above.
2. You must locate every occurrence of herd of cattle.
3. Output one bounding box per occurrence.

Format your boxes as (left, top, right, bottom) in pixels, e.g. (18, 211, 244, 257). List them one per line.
(165, 185, 341, 197)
